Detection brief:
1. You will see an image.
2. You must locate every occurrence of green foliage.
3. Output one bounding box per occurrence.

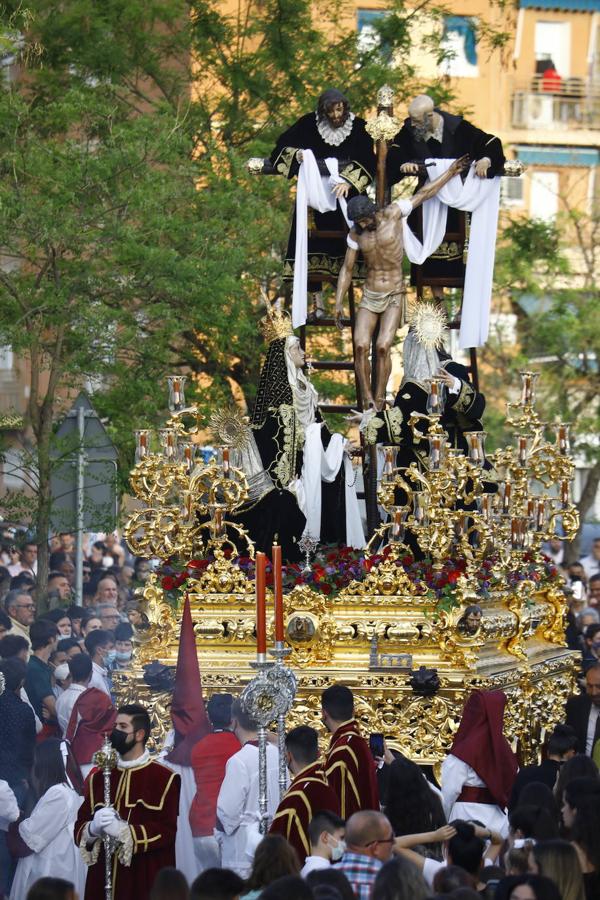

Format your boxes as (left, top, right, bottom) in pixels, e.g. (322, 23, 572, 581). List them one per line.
(0, 0, 512, 565)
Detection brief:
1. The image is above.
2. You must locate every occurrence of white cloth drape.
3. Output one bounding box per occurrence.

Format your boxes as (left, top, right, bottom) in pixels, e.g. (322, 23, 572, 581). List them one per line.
(292, 151, 350, 328)
(300, 422, 365, 549)
(401, 159, 501, 350)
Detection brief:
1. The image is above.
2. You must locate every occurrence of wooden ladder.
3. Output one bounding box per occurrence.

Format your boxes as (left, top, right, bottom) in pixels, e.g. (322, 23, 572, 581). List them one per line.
(297, 255, 382, 538)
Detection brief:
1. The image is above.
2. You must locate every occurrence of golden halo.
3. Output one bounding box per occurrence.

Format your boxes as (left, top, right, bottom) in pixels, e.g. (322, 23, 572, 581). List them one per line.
(408, 301, 448, 350)
(209, 407, 251, 451)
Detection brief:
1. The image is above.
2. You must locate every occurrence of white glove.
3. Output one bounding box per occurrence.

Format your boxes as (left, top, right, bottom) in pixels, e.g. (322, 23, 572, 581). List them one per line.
(448, 375, 461, 395)
(103, 816, 126, 840)
(89, 806, 118, 838)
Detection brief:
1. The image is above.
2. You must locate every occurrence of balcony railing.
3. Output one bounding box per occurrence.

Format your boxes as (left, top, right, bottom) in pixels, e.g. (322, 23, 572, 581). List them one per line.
(512, 78, 600, 130)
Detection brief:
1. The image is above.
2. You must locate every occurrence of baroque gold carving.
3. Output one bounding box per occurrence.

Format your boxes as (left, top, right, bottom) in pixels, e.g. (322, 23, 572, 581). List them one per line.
(283, 585, 337, 667)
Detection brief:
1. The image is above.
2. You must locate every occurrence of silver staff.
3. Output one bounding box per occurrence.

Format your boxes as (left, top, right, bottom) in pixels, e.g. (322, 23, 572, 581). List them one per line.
(93, 734, 118, 900)
(269, 643, 297, 801)
(242, 653, 295, 833)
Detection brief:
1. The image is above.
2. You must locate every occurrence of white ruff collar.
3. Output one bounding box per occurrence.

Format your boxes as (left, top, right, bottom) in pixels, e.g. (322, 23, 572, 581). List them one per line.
(117, 749, 151, 770)
(316, 111, 355, 146)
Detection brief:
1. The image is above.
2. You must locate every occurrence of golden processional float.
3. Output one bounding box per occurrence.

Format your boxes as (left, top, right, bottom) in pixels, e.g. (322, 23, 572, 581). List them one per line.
(118, 367, 579, 767)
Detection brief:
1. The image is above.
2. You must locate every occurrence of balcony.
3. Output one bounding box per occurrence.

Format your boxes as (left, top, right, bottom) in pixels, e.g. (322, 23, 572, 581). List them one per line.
(512, 78, 600, 131)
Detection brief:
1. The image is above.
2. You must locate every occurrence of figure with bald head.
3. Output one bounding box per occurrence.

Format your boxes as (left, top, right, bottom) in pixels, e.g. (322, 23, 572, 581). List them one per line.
(388, 94, 505, 293)
(336, 811, 395, 899)
(395, 95, 504, 180)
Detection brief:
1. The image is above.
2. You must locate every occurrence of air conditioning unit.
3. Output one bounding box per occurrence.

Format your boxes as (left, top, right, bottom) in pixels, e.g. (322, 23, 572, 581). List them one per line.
(524, 94, 555, 128)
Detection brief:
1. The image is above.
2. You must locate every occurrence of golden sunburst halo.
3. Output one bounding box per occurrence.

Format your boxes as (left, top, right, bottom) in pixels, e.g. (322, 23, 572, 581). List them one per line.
(408, 301, 448, 350)
(209, 407, 251, 451)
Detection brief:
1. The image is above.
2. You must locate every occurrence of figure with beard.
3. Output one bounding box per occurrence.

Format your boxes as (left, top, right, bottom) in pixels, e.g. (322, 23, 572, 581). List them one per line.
(252, 89, 375, 318)
(249, 302, 365, 550)
(389, 94, 505, 289)
(335, 156, 469, 411)
(74, 703, 180, 900)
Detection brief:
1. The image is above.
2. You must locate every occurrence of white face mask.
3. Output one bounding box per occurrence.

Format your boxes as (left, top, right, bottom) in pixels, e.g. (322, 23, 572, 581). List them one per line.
(53, 663, 70, 683)
(330, 837, 346, 862)
(60, 627, 72, 638)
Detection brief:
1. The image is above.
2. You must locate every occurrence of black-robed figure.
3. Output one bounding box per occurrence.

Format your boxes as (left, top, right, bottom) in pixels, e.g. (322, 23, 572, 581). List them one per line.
(268, 89, 375, 288)
(248, 329, 364, 550)
(388, 96, 505, 286)
(363, 329, 497, 533)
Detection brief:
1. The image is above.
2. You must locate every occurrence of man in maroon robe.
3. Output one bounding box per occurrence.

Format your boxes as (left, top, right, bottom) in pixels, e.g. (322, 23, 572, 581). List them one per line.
(65, 686, 116, 775)
(270, 725, 340, 863)
(322, 685, 379, 818)
(74, 703, 180, 900)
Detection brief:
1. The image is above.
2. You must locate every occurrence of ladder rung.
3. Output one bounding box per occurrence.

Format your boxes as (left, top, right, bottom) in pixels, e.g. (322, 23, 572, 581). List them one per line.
(311, 360, 354, 371)
(318, 404, 355, 414)
(305, 316, 352, 327)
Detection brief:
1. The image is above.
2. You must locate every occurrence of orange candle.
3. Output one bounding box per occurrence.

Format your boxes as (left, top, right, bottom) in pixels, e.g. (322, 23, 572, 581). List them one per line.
(255, 552, 267, 656)
(272, 544, 284, 644)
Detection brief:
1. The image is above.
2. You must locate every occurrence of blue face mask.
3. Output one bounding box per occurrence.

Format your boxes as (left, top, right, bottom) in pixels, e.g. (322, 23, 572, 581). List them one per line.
(115, 650, 132, 663)
(104, 650, 117, 665)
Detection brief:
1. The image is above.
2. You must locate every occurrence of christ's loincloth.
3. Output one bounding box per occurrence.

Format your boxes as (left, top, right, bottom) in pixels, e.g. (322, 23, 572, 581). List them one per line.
(358, 284, 407, 319)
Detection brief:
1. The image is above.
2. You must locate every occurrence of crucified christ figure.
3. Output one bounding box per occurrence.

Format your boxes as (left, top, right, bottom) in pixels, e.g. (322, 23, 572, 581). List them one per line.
(334, 154, 469, 411)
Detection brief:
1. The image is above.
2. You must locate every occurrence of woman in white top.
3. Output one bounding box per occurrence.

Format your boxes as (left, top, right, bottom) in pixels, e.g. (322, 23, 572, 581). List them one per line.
(10, 738, 87, 899)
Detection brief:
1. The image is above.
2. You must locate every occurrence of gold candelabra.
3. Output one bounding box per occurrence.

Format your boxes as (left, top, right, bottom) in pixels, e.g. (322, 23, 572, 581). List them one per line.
(124, 376, 254, 562)
(375, 371, 579, 583)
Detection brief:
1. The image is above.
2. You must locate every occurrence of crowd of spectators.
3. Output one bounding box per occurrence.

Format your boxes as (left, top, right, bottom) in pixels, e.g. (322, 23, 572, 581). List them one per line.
(0, 529, 599, 899)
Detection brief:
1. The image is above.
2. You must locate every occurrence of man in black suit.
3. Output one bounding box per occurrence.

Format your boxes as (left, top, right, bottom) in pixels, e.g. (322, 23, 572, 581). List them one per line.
(565, 662, 600, 755)
(508, 724, 577, 810)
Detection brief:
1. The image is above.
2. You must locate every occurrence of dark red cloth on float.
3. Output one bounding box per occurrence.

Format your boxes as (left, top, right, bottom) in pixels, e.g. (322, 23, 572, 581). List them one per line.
(65, 687, 116, 767)
(166, 595, 210, 765)
(450, 690, 517, 809)
(324, 720, 379, 818)
(74, 759, 180, 900)
(270, 761, 341, 863)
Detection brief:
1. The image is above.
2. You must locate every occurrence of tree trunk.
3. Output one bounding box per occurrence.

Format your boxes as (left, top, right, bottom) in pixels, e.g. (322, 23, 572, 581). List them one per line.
(564, 459, 600, 565)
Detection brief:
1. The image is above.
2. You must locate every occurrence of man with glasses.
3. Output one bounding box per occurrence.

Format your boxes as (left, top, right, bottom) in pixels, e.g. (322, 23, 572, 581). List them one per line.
(4, 589, 36, 653)
(336, 810, 395, 900)
(97, 603, 121, 631)
(75, 703, 181, 900)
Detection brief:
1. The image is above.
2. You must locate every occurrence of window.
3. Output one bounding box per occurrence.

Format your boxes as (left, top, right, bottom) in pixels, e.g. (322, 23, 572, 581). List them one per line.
(441, 16, 479, 78)
(501, 177, 525, 207)
(357, 10, 386, 55)
(0, 346, 13, 370)
(534, 21, 570, 77)
(530, 171, 559, 221)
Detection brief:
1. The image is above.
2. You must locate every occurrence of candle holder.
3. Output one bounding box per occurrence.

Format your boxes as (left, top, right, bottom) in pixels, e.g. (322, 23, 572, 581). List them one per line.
(556, 423, 570, 457)
(134, 429, 151, 463)
(159, 427, 177, 459)
(426, 377, 446, 416)
(467, 432, 486, 468)
(517, 435, 529, 467)
(520, 371, 540, 407)
(167, 375, 187, 413)
(299, 533, 318, 575)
